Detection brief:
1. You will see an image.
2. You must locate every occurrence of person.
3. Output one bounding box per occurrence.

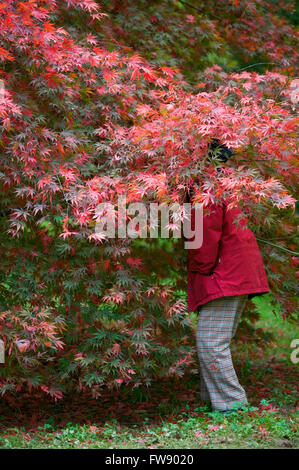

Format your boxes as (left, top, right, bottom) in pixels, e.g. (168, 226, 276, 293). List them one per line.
(186, 139, 269, 412)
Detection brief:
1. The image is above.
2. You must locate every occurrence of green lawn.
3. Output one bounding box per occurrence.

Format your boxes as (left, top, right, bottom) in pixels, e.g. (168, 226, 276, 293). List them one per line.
(0, 294, 298, 449)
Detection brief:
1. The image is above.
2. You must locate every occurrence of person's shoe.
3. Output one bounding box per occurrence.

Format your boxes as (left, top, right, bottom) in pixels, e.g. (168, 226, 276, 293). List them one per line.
(221, 408, 241, 415)
(220, 403, 249, 415)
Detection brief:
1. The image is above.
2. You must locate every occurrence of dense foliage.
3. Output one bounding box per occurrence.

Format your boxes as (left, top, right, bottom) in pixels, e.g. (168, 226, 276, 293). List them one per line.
(0, 0, 298, 398)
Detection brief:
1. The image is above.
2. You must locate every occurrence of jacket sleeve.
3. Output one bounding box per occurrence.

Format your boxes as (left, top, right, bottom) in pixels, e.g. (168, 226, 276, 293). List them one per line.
(187, 202, 224, 274)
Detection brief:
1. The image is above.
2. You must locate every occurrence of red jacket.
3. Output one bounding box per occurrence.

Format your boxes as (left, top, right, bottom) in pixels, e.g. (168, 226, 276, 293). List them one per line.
(187, 201, 269, 312)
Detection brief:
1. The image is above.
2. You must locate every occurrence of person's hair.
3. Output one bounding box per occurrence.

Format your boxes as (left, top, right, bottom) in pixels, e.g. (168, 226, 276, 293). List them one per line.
(185, 139, 233, 202)
(207, 138, 233, 163)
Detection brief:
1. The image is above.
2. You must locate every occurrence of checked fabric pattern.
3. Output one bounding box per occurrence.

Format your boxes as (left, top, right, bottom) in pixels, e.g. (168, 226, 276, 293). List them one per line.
(196, 294, 249, 411)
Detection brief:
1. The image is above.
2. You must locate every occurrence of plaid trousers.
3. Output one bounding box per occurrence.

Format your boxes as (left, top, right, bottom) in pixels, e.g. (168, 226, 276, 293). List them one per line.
(196, 294, 249, 411)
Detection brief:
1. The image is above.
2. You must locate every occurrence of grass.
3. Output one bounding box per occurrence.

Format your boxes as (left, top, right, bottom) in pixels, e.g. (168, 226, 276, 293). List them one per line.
(0, 402, 297, 449)
(0, 294, 298, 449)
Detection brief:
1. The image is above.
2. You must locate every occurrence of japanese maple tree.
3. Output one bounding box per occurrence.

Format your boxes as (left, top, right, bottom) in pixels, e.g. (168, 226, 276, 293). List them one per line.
(0, 0, 297, 398)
